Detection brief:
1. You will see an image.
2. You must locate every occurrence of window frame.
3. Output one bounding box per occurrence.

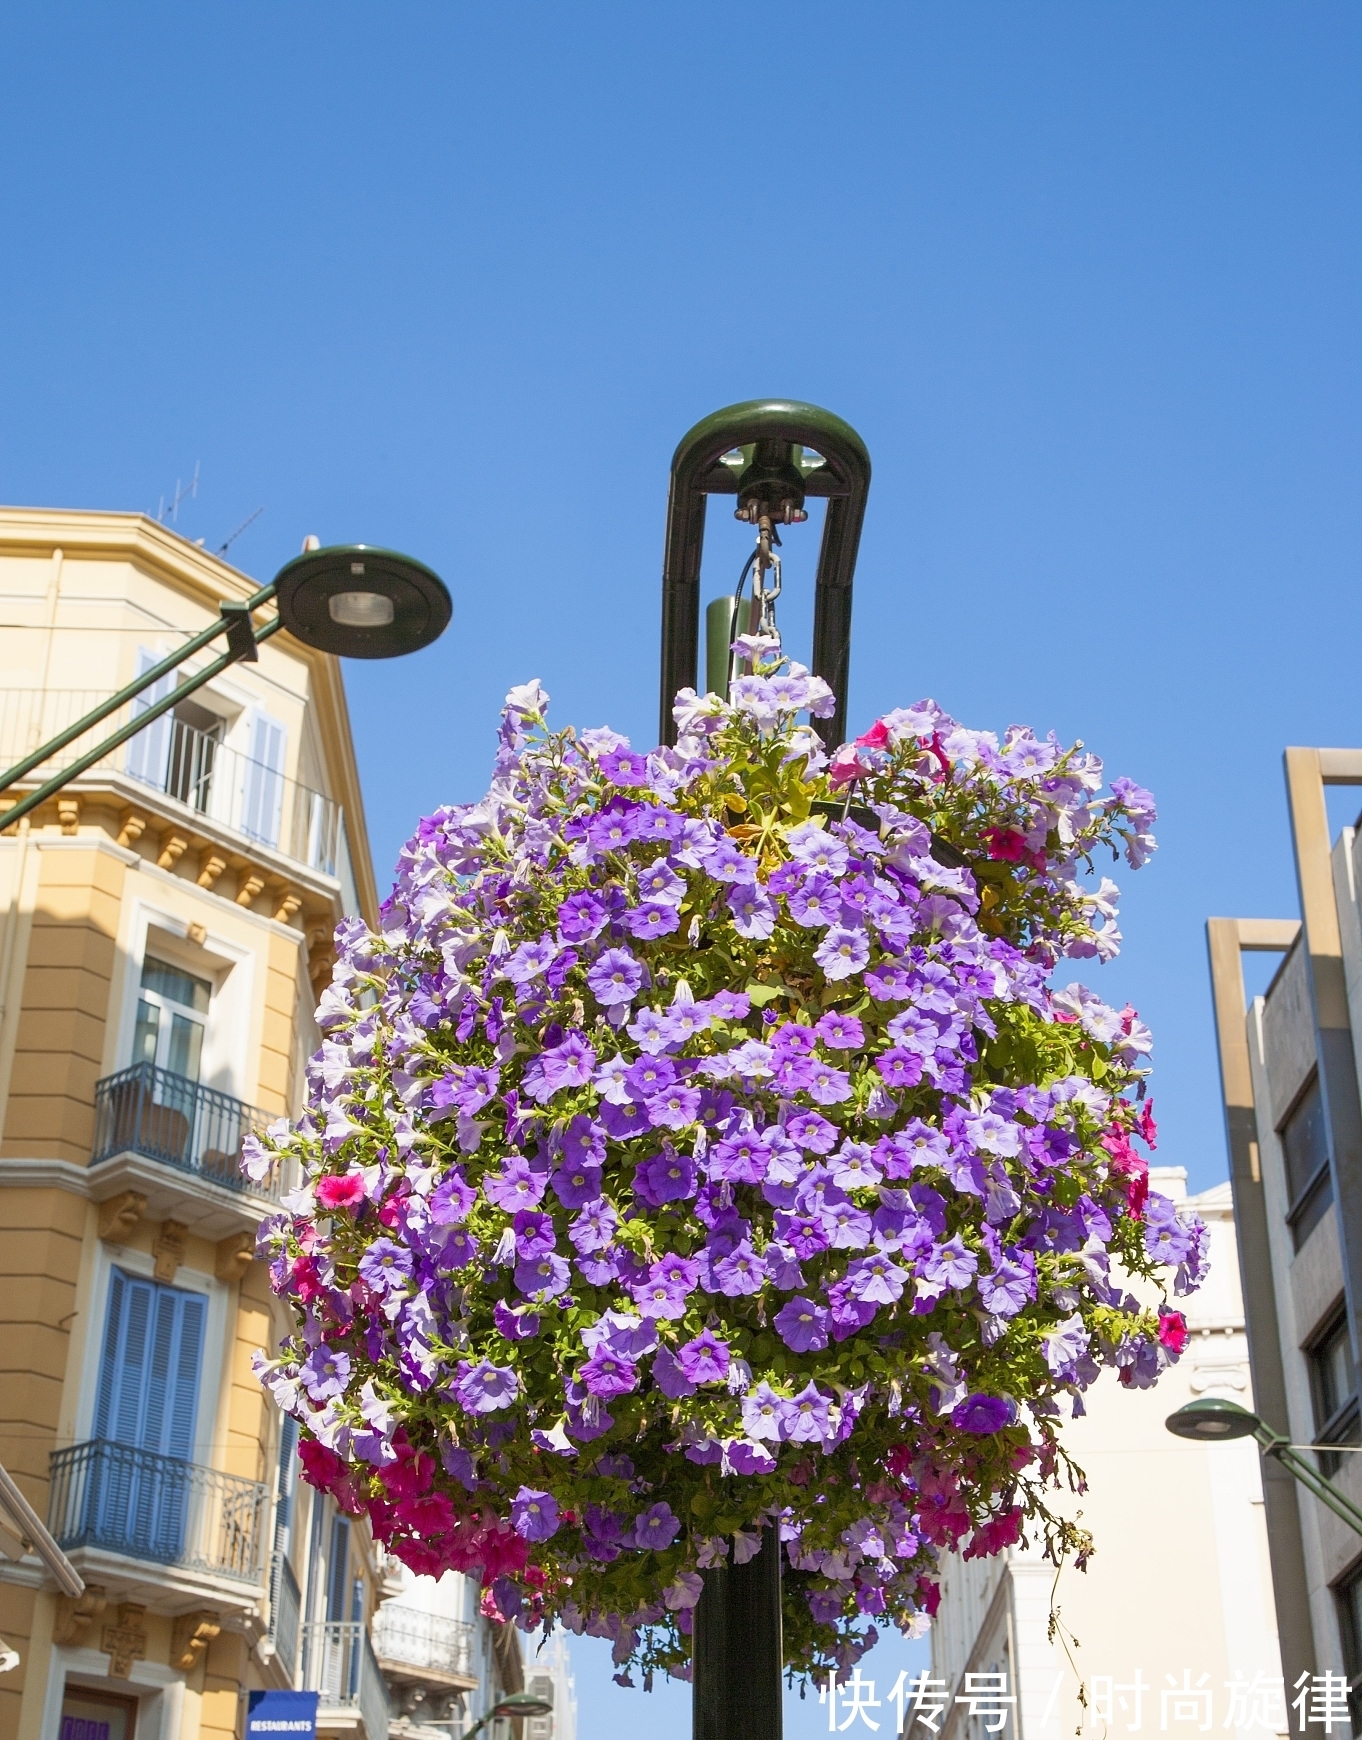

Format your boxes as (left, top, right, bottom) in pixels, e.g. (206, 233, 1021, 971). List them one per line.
(1279, 1071, 1335, 1250)
(1308, 1305, 1362, 1478)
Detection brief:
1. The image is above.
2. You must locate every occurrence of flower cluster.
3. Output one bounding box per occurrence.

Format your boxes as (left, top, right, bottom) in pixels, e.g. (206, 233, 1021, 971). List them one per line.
(250, 643, 1201, 1683)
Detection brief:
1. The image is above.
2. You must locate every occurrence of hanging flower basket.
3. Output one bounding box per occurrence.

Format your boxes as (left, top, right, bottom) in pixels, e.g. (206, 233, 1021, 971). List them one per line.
(250, 641, 1204, 1684)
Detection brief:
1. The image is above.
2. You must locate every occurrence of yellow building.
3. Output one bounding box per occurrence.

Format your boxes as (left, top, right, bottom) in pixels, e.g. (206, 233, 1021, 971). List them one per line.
(0, 510, 403, 1740)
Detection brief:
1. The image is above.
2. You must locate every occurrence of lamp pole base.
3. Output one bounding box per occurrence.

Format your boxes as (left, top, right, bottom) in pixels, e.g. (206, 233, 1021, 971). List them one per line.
(692, 1524, 783, 1740)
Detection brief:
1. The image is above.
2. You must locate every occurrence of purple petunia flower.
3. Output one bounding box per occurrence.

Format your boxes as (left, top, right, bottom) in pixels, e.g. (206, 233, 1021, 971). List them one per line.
(676, 1330, 730, 1385)
(540, 1032, 598, 1096)
(708, 989, 751, 1020)
(512, 1209, 556, 1258)
(552, 1162, 604, 1210)
(712, 1241, 767, 1296)
(876, 1048, 925, 1090)
(630, 1502, 682, 1551)
(562, 1114, 607, 1166)
(358, 1239, 412, 1294)
(623, 901, 682, 940)
(786, 821, 850, 876)
(515, 1251, 571, 1298)
(742, 1381, 785, 1441)
(815, 926, 871, 981)
(805, 1061, 852, 1105)
(504, 937, 557, 984)
(456, 1360, 521, 1413)
(786, 874, 839, 929)
(978, 1255, 1036, 1317)
(635, 1150, 697, 1205)
(598, 747, 650, 786)
(582, 1504, 627, 1561)
(633, 1273, 690, 1321)
(773, 1296, 829, 1353)
(300, 1344, 350, 1401)
(636, 859, 686, 905)
(816, 1010, 864, 1051)
(558, 890, 609, 943)
(782, 1382, 832, 1444)
(865, 961, 913, 1001)
(844, 1252, 908, 1304)
(511, 1485, 561, 1541)
(587, 809, 641, 855)
(784, 1109, 838, 1153)
(651, 1345, 697, 1398)
(701, 838, 757, 884)
(569, 1199, 618, 1253)
(587, 948, 644, 1007)
(483, 1156, 549, 1211)
(728, 884, 776, 939)
(580, 1351, 640, 1399)
(646, 1083, 701, 1131)
(599, 1097, 650, 1141)
(950, 1394, 1017, 1435)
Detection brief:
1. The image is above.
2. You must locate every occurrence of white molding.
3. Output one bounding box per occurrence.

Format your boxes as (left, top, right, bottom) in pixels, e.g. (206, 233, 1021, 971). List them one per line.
(0, 1158, 91, 1196)
(43, 1641, 187, 1740)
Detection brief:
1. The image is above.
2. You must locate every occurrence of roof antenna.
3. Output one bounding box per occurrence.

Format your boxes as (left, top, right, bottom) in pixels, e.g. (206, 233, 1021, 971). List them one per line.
(217, 506, 264, 556)
(157, 460, 200, 524)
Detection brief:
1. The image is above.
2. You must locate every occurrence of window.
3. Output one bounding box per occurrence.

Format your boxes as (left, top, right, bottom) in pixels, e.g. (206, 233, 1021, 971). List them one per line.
(125, 648, 177, 791)
(241, 708, 286, 848)
(60, 1690, 137, 1740)
(95, 1269, 205, 1456)
(133, 955, 211, 1083)
(1334, 1560, 1362, 1733)
(1310, 1309, 1361, 1476)
(165, 697, 224, 814)
(1281, 1074, 1334, 1250)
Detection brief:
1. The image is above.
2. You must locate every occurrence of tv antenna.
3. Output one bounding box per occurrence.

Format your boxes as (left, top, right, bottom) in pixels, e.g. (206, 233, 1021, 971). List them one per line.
(157, 461, 199, 525)
(217, 506, 264, 557)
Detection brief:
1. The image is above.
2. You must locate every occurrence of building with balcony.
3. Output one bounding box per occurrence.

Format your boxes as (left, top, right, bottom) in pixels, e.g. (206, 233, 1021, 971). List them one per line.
(931, 1170, 1283, 1740)
(0, 510, 388, 1740)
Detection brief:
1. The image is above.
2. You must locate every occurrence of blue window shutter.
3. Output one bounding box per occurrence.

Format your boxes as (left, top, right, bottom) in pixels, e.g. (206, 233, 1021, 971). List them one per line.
(124, 649, 177, 790)
(240, 710, 286, 847)
(327, 1516, 351, 1620)
(95, 1270, 204, 1454)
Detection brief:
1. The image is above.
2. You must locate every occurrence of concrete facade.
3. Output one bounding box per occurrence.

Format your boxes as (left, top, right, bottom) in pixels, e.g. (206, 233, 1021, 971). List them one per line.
(932, 1171, 1283, 1740)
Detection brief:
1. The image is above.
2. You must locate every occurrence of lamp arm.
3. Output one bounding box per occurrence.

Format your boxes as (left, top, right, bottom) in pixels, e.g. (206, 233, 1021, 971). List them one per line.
(0, 578, 277, 798)
(0, 615, 283, 834)
(1257, 1426, 1362, 1537)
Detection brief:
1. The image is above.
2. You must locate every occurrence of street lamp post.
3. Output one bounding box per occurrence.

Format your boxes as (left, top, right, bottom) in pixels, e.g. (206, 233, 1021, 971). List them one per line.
(1165, 1396, 1362, 1537)
(660, 402, 872, 1740)
(0, 542, 450, 833)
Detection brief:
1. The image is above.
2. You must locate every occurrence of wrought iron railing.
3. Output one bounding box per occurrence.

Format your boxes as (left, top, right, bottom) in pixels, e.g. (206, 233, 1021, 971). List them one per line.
(91, 1061, 283, 1201)
(48, 1440, 267, 1583)
(269, 1549, 303, 1682)
(371, 1604, 477, 1681)
(302, 1621, 390, 1740)
(0, 687, 346, 877)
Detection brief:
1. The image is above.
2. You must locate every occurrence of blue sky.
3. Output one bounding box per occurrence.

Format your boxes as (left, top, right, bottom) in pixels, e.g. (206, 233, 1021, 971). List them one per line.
(1, 5, 1357, 1731)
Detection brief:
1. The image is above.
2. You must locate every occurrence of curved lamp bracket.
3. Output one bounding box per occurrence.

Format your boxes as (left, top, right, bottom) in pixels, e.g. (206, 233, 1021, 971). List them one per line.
(659, 399, 871, 750)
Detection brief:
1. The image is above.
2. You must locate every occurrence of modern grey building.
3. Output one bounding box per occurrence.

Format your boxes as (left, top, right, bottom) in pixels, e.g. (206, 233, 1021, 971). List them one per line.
(1208, 745, 1362, 1711)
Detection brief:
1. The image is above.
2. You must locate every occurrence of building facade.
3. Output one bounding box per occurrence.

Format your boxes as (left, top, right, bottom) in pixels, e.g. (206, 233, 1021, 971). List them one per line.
(1207, 745, 1362, 1710)
(0, 512, 548, 1740)
(931, 1170, 1284, 1740)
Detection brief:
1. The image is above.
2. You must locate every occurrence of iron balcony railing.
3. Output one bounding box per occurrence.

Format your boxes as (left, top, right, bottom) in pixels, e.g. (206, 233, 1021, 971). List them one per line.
(0, 686, 348, 879)
(91, 1061, 284, 1202)
(269, 1549, 303, 1682)
(302, 1621, 390, 1740)
(371, 1604, 478, 1682)
(48, 1440, 267, 1584)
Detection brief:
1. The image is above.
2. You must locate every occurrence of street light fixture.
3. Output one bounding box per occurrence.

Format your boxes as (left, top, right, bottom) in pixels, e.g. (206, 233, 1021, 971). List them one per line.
(458, 1690, 554, 1740)
(1165, 1396, 1362, 1536)
(0, 541, 451, 834)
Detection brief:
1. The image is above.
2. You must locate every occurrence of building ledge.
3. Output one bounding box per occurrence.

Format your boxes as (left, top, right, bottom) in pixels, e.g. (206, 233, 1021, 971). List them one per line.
(58, 1543, 265, 1619)
(88, 1148, 279, 1240)
(376, 1657, 479, 1692)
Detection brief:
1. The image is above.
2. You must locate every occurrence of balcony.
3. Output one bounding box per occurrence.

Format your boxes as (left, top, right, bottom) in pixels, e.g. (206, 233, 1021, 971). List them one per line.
(90, 1062, 286, 1238)
(302, 1620, 391, 1740)
(372, 1604, 478, 1689)
(47, 1440, 267, 1612)
(0, 686, 353, 892)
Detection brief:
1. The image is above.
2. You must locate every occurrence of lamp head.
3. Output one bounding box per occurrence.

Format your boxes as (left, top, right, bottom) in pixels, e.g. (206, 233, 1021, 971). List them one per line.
(273, 544, 451, 659)
(493, 1692, 553, 1721)
(1165, 1397, 1262, 1442)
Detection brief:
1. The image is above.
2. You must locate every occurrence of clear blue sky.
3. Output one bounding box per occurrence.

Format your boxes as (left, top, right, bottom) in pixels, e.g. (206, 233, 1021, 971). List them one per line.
(1, 5, 1357, 1730)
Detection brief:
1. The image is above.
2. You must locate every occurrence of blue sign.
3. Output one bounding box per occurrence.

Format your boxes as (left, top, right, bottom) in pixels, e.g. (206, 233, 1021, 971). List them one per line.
(246, 1692, 319, 1740)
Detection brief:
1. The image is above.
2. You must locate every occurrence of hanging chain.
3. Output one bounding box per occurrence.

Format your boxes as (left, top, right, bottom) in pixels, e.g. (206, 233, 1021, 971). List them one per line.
(752, 513, 783, 642)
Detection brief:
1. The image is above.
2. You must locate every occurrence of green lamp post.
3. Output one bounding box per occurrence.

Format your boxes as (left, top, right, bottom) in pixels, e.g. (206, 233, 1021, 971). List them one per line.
(1165, 1396, 1362, 1536)
(0, 542, 450, 832)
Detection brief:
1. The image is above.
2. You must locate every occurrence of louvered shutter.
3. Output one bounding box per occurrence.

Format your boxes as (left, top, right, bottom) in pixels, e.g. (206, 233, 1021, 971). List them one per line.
(240, 709, 286, 847)
(124, 649, 176, 789)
